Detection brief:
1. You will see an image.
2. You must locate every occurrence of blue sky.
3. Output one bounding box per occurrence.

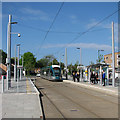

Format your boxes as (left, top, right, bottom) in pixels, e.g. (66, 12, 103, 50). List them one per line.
(2, 2, 118, 66)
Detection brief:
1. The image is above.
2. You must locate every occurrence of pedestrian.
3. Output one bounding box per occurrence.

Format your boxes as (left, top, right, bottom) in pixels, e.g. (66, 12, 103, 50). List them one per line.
(90, 71, 95, 84)
(95, 72, 98, 84)
(76, 71, 80, 82)
(102, 70, 106, 86)
(72, 71, 76, 82)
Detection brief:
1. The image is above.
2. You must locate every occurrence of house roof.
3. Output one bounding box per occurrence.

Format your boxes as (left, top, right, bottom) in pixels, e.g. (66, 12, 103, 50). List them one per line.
(0, 63, 7, 72)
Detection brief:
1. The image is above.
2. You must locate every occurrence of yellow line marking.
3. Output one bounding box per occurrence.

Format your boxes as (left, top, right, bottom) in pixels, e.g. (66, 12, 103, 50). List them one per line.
(26, 78, 32, 93)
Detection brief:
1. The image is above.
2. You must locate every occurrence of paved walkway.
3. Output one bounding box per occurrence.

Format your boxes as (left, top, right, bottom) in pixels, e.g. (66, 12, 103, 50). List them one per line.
(0, 77, 43, 119)
(63, 76, 119, 96)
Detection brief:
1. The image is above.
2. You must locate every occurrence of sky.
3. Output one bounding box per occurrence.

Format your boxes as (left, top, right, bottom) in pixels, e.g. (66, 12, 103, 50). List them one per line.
(1, 2, 118, 66)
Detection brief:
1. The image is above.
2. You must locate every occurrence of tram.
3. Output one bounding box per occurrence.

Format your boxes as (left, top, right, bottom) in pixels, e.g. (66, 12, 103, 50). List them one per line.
(40, 65, 62, 81)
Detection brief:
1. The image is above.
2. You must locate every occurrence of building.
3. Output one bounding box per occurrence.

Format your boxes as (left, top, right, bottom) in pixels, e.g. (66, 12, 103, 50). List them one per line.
(0, 63, 7, 75)
(104, 52, 120, 68)
(0, 63, 14, 77)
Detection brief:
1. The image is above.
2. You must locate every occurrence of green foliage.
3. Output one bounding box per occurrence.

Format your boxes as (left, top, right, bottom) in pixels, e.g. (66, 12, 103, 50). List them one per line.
(11, 57, 15, 64)
(67, 61, 81, 75)
(36, 58, 49, 68)
(0, 49, 7, 64)
(96, 54, 104, 63)
(22, 52, 36, 74)
(36, 55, 60, 68)
(60, 62, 65, 70)
(67, 63, 73, 75)
(49, 59, 59, 66)
(90, 61, 94, 65)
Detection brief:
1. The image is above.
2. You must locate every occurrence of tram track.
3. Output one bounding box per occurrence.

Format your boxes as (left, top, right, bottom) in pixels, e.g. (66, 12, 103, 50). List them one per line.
(61, 82, 118, 105)
(35, 78, 118, 119)
(40, 84, 101, 118)
(37, 79, 117, 105)
(40, 89, 68, 120)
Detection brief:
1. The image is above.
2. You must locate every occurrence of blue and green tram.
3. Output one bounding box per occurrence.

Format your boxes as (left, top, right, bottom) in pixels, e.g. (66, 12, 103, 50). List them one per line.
(40, 65, 62, 81)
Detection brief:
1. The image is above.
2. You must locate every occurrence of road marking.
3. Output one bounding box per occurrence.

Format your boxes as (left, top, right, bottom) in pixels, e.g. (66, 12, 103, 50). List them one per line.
(26, 78, 31, 93)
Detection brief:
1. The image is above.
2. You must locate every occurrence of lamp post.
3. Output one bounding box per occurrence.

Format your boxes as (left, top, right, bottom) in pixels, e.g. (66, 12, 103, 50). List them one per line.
(98, 49, 104, 63)
(7, 15, 18, 90)
(17, 44, 20, 81)
(65, 48, 68, 80)
(20, 54, 23, 80)
(13, 33, 21, 82)
(14, 45, 17, 81)
(77, 48, 82, 65)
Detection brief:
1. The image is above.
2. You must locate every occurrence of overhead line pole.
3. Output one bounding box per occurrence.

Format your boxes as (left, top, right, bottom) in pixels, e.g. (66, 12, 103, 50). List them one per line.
(52, 9, 120, 56)
(112, 21, 115, 87)
(14, 45, 17, 81)
(7, 15, 12, 90)
(65, 48, 68, 80)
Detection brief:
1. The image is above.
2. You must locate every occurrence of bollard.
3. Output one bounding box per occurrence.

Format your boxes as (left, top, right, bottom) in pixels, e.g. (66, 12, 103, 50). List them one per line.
(17, 78, 19, 93)
(2, 76, 4, 93)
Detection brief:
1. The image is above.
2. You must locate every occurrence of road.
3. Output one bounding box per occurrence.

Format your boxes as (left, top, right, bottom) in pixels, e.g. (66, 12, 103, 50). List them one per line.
(35, 77, 118, 119)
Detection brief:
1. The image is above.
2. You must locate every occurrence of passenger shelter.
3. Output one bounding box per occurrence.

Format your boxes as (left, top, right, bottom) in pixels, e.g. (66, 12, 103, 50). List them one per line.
(87, 63, 109, 85)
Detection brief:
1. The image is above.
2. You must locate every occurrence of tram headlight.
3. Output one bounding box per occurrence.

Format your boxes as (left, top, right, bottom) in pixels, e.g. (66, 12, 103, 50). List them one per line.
(52, 76, 55, 79)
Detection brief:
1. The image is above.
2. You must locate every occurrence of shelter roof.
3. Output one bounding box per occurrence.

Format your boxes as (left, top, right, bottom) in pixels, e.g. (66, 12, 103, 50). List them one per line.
(87, 63, 109, 68)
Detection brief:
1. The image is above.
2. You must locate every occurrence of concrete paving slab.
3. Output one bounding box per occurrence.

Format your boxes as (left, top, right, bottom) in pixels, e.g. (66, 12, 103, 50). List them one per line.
(63, 80, 118, 96)
(0, 77, 43, 119)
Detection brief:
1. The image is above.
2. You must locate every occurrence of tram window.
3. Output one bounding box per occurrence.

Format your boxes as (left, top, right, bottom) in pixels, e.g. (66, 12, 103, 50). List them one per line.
(118, 61, 120, 66)
(53, 67, 60, 75)
(118, 54, 120, 58)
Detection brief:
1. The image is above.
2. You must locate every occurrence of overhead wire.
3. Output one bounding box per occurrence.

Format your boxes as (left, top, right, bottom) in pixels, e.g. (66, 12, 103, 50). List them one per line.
(7, 4, 119, 61)
(18, 23, 81, 34)
(18, 22, 110, 34)
(35, 2, 64, 58)
(52, 8, 119, 56)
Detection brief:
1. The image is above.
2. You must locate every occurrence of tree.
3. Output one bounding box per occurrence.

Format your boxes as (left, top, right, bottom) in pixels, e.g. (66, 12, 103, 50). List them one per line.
(96, 54, 104, 63)
(22, 52, 36, 74)
(49, 58, 59, 66)
(0, 49, 7, 64)
(36, 58, 49, 68)
(90, 61, 94, 65)
(68, 63, 73, 75)
(36, 55, 58, 68)
(60, 62, 65, 70)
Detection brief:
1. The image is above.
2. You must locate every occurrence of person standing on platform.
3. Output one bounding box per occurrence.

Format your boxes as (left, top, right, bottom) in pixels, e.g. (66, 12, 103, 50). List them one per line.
(76, 71, 80, 82)
(95, 72, 99, 84)
(90, 71, 96, 84)
(102, 70, 106, 86)
(72, 71, 76, 82)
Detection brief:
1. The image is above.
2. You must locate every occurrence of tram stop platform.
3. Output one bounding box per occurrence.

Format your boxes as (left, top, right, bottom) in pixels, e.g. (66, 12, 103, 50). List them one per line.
(0, 77, 43, 119)
(63, 76, 119, 96)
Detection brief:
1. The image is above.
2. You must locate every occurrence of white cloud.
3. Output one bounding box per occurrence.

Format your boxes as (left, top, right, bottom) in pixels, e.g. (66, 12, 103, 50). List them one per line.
(86, 19, 118, 43)
(69, 15, 79, 24)
(21, 8, 46, 16)
(42, 42, 118, 51)
(86, 19, 99, 29)
(20, 7, 51, 21)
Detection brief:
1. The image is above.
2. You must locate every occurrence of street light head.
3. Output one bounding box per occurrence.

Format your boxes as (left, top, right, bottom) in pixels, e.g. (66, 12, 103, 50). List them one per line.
(17, 44, 20, 46)
(98, 49, 104, 52)
(18, 33, 21, 37)
(11, 22, 18, 24)
(77, 48, 80, 49)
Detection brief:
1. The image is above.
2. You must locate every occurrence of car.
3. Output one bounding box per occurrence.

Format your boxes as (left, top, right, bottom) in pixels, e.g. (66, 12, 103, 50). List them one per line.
(36, 73, 40, 77)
